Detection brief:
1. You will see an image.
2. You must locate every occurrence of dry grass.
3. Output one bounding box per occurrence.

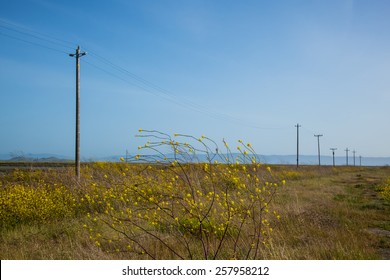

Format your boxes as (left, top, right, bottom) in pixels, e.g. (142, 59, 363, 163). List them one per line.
(0, 164, 389, 259)
(264, 166, 390, 259)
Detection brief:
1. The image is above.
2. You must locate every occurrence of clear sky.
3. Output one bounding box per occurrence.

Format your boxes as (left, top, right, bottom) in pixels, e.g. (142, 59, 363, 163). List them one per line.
(1, 0, 389, 159)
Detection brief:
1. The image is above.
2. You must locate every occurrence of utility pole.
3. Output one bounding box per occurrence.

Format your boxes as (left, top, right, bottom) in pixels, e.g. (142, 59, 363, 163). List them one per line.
(330, 148, 337, 167)
(69, 46, 87, 180)
(359, 155, 362, 166)
(295, 123, 301, 167)
(345, 148, 350, 166)
(314, 134, 323, 166)
(352, 150, 356, 166)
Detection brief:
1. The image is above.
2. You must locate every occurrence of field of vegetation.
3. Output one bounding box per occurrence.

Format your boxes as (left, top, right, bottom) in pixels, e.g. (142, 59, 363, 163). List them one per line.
(1, 133, 389, 260)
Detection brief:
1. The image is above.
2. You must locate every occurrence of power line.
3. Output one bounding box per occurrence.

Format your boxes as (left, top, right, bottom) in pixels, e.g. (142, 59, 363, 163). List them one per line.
(83, 54, 288, 130)
(82, 59, 224, 120)
(0, 19, 75, 50)
(0, 31, 69, 54)
(89, 56, 288, 129)
(86, 51, 217, 117)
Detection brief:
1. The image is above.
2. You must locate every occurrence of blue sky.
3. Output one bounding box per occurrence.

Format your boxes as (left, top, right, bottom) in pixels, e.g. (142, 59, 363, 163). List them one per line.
(0, 0, 389, 159)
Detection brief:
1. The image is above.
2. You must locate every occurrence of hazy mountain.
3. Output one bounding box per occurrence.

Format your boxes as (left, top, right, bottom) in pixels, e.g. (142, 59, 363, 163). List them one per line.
(0, 153, 72, 162)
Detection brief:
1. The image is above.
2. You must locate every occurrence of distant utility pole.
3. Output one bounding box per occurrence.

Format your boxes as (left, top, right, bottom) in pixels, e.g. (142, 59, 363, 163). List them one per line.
(330, 148, 337, 167)
(295, 123, 301, 167)
(314, 134, 323, 166)
(359, 155, 362, 166)
(352, 150, 356, 166)
(69, 46, 87, 180)
(345, 148, 350, 166)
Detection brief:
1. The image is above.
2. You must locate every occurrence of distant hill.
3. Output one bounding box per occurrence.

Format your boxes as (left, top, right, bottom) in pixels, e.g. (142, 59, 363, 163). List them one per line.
(7, 156, 71, 163)
(0, 153, 72, 162)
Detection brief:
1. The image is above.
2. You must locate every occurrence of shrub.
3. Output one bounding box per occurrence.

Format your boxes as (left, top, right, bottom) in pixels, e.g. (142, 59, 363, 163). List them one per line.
(87, 130, 284, 259)
(0, 183, 77, 228)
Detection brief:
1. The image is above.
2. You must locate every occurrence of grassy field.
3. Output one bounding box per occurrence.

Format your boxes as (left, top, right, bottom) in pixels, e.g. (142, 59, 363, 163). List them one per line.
(0, 163, 389, 260)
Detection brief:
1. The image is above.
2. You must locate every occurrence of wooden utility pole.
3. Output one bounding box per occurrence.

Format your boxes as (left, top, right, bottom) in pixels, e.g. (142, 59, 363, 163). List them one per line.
(69, 46, 87, 180)
(295, 123, 301, 167)
(330, 148, 337, 167)
(314, 134, 323, 166)
(345, 148, 350, 166)
(353, 150, 356, 166)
